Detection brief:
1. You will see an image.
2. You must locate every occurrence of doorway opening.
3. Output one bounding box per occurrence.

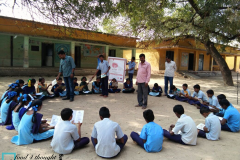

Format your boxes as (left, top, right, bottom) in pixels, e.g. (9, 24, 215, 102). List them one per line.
(42, 43, 54, 67)
(188, 53, 194, 70)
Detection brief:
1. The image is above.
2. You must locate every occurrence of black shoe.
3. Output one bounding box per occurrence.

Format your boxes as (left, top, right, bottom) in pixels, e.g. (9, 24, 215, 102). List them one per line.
(62, 97, 70, 100)
(70, 98, 74, 102)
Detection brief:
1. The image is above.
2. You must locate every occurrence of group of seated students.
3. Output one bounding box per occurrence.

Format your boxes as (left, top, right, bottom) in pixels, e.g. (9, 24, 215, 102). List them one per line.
(166, 83, 240, 133)
(0, 79, 240, 157)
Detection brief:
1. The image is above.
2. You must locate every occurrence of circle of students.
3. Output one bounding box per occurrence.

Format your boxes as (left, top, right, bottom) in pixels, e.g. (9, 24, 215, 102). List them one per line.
(0, 78, 240, 158)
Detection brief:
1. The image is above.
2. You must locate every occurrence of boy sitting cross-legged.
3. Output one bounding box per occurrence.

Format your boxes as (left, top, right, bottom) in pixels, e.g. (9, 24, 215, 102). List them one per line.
(91, 107, 128, 158)
(130, 109, 163, 152)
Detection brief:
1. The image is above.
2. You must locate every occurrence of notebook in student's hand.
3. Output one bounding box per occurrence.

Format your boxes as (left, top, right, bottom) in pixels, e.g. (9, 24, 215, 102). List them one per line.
(50, 115, 62, 126)
(168, 94, 174, 97)
(71, 110, 84, 124)
(172, 127, 182, 134)
(59, 86, 66, 90)
(52, 79, 57, 86)
(28, 94, 35, 100)
(36, 92, 43, 96)
(197, 123, 205, 130)
(218, 117, 223, 121)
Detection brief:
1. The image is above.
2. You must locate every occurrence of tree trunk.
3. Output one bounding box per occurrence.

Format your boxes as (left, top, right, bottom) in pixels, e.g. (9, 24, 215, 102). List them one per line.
(204, 40, 234, 86)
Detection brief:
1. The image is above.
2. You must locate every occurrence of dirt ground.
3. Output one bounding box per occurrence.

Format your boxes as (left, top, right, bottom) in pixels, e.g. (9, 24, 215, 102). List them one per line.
(0, 75, 239, 160)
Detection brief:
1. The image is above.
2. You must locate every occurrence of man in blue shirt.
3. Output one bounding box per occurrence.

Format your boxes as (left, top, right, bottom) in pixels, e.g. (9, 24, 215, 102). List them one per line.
(130, 109, 163, 152)
(56, 50, 76, 102)
(126, 57, 136, 83)
(220, 99, 240, 132)
(92, 55, 110, 98)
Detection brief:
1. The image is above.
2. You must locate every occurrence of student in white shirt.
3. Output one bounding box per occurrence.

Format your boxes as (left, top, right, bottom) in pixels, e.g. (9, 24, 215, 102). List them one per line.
(188, 84, 208, 109)
(164, 57, 177, 95)
(198, 107, 221, 140)
(163, 105, 198, 145)
(51, 108, 89, 154)
(91, 107, 128, 158)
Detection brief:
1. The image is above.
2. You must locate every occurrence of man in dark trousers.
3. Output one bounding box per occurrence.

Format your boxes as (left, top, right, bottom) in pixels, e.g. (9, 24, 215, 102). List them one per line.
(92, 55, 110, 98)
(56, 50, 76, 102)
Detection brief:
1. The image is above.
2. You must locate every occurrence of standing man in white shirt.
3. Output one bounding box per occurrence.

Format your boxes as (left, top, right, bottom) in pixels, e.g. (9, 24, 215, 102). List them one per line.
(164, 57, 177, 95)
(163, 105, 198, 145)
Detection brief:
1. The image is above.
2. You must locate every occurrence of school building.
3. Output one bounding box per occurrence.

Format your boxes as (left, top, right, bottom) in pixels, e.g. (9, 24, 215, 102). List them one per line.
(0, 16, 239, 75)
(0, 16, 137, 70)
(123, 39, 240, 73)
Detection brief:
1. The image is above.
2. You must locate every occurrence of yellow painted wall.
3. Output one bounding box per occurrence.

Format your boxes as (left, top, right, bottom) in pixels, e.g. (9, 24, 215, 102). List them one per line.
(226, 56, 235, 70)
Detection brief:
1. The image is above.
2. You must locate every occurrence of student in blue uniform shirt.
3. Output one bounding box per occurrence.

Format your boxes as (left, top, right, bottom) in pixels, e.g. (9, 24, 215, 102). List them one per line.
(22, 79, 36, 96)
(214, 94, 227, 117)
(167, 85, 181, 99)
(188, 84, 208, 108)
(198, 107, 221, 141)
(220, 99, 240, 132)
(149, 83, 162, 97)
(11, 100, 55, 145)
(130, 109, 163, 152)
(51, 78, 66, 97)
(92, 55, 111, 98)
(126, 57, 136, 83)
(73, 77, 80, 95)
(122, 78, 135, 93)
(205, 90, 219, 111)
(12, 94, 32, 131)
(92, 77, 102, 94)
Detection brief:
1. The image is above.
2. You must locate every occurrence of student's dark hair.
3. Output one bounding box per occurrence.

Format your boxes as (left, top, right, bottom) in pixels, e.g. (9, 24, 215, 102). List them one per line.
(39, 77, 44, 82)
(61, 108, 73, 120)
(74, 77, 77, 80)
(31, 79, 36, 84)
(96, 76, 101, 80)
(58, 77, 62, 81)
(126, 78, 130, 81)
(16, 79, 24, 86)
(132, 57, 135, 60)
(139, 54, 145, 58)
(143, 109, 155, 122)
(58, 50, 66, 55)
(206, 90, 214, 95)
(31, 99, 43, 123)
(99, 107, 110, 118)
(217, 94, 226, 100)
(6, 88, 22, 104)
(193, 84, 200, 89)
(166, 56, 171, 59)
(12, 94, 31, 112)
(170, 85, 176, 90)
(81, 76, 87, 81)
(200, 107, 210, 114)
(99, 55, 104, 58)
(154, 83, 159, 87)
(173, 105, 184, 115)
(183, 84, 188, 88)
(219, 99, 230, 107)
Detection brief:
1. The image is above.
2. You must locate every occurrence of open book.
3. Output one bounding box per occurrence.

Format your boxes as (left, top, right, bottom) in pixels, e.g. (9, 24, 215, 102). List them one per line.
(71, 110, 84, 123)
(36, 92, 43, 96)
(218, 117, 223, 121)
(50, 115, 62, 126)
(168, 94, 174, 97)
(52, 79, 57, 86)
(197, 123, 205, 130)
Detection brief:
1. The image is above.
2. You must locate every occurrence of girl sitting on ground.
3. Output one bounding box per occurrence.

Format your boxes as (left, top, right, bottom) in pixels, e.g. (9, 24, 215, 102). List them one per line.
(92, 77, 102, 94)
(122, 78, 135, 93)
(11, 99, 55, 145)
(12, 94, 32, 131)
(1, 88, 22, 128)
(80, 77, 92, 94)
(108, 78, 121, 93)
